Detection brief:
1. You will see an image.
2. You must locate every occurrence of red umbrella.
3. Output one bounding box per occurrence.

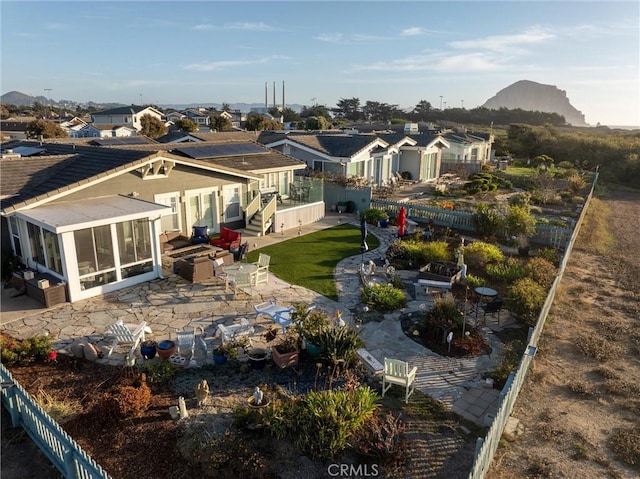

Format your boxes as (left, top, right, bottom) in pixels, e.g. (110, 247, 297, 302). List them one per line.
(397, 206, 407, 237)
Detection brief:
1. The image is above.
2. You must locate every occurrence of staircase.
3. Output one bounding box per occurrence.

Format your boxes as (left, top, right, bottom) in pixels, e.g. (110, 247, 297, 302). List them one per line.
(244, 209, 273, 237)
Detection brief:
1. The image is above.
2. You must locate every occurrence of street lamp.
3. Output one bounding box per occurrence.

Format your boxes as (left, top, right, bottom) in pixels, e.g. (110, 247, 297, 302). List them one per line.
(439, 96, 443, 110)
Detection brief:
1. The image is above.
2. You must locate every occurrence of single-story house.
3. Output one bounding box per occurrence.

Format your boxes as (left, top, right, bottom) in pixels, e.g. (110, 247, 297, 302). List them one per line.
(440, 131, 494, 173)
(90, 105, 164, 132)
(0, 139, 305, 302)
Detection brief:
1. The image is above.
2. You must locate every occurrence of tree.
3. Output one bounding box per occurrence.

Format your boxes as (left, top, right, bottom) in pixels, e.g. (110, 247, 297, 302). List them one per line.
(26, 119, 67, 139)
(304, 116, 329, 130)
(140, 114, 167, 138)
(300, 104, 332, 120)
(244, 113, 283, 131)
(412, 100, 432, 121)
(534, 154, 554, 171)
(221, 103, 232, 112)
(210, 115, 232, 132)
(173, 118, 198, 133)
(281, 107, 301, 123)
(0, 104, 10, 119)
(333, 97, 361, 121)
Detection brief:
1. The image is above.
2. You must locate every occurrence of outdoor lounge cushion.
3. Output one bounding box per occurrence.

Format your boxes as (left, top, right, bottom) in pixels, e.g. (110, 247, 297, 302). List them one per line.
(210, 227, 241, 250)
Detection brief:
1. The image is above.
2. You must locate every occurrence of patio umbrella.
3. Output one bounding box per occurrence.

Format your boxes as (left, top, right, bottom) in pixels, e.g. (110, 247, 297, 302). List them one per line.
(397, 206, 407, 237)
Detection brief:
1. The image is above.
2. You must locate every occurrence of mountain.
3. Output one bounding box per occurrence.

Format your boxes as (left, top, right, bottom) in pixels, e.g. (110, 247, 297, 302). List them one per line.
(1, 91, 37, 106)
(481, 80, 588, 126)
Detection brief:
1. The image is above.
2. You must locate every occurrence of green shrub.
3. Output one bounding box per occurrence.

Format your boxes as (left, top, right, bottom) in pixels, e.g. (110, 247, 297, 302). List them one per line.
(507, 278, 547, 326)
(525, 257, 557, 288)
(361, 208, 389, 225)
(505, 205, 536, 238)
(464, 242, 505, 268)
(536, 247, 561, 266)
(473, 204, 505, 239)
(0, 334, 53, 366)
(266, 387, 379, 460)
(386, 238, 450, 266)
(557, 160, 573, 169)
(352, 411, 407, 464)
(362, 284, 407, 312)
(486, 340, 526, 388)
(486, 258, 527, 283)
(310, 326, 363, 365)
(508, 192, 531, 208)
(465, 274, 485, 289)
(140, 360, 177, 384)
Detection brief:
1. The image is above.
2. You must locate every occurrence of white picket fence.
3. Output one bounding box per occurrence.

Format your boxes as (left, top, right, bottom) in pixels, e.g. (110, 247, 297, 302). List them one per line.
(0, 364, 111, 479)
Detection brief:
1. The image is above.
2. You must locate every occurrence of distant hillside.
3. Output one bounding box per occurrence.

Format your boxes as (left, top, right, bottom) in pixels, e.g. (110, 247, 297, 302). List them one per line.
(482, 80, 588, 126)
(1, 91, 39, 106)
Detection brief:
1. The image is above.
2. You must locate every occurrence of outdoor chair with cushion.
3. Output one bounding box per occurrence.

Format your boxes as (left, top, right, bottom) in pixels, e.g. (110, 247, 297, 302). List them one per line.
(210, 227, 241, 251)
(382, 357, 417, 403)
(107, 320, 147, 359)
(191, 225, 210, 245)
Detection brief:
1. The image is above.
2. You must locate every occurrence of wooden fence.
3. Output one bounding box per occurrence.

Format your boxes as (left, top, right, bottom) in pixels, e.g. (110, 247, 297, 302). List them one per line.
(0, 363, 111, 479)
(466, 170, 599, 479)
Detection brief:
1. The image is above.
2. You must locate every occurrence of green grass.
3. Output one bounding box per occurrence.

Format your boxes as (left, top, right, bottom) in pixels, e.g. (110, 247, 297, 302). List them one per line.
(246, 224, 380, 301)
(504, 166, 537, 177)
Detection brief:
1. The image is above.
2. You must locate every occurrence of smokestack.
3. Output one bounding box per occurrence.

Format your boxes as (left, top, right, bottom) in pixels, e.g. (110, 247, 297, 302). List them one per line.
(282, 81, 285, 111)
(265, 82, 268, 113)
(273, 81, 276, 110)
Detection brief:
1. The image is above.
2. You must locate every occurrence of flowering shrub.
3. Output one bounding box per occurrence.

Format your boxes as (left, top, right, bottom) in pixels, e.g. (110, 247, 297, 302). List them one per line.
(362, 284, 407, 312)
(0, 334, 53, 366)
(464, 242, 505, 268)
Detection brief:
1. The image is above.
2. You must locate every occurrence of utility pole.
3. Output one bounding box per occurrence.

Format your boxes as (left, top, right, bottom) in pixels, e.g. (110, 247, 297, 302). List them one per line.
(139, 93, 143, 106)
(461, 100, 464, 109)
(439, 95, 443, 110)
(44, 88, 52, 119)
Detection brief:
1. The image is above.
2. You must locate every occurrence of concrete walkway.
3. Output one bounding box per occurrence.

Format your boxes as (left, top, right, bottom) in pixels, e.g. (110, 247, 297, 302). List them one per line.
(0, 210, 515, 426)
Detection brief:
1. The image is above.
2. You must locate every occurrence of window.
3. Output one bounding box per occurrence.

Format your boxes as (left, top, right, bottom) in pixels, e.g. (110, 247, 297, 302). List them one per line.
(155, 192, 181, 232)
(43, 229, 62, 275)
(186, 188, 218, 232)
(117, 219, 152, 278)
(223, 185, 242, 222)
(27, 223, 45, 266)
(9, 216, 22, 258)
(74, 225, 115, 276)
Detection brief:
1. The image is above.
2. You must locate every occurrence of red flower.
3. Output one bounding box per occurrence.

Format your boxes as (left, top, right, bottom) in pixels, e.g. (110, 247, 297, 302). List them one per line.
(47, 350, 58, 362)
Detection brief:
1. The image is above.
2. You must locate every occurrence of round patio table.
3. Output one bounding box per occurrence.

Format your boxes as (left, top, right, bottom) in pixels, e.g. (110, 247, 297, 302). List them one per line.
(223, 263, 258, 275)
(474, 286, 498, 298)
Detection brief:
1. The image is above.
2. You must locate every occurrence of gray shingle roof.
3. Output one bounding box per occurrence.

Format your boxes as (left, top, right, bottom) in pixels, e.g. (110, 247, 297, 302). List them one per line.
(92, 105, 147, 116)
(258, 132, 386, 158)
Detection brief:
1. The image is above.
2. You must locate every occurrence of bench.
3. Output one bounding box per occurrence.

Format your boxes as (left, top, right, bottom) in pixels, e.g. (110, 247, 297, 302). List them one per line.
(215, 318, 254, 343)
(356, 348, 384, 374)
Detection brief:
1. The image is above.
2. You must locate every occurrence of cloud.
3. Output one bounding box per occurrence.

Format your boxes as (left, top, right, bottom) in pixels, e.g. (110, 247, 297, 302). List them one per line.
(192, 24, 215, 31)
(223, 22, 277, 31)
(45, 23, 67, 30)
(315, 33, 343, 43)
(350, 52, 508, 74)
(401, 27, 424, 36)
(183, 55, 289, 72)
(449, 27, 555, 53)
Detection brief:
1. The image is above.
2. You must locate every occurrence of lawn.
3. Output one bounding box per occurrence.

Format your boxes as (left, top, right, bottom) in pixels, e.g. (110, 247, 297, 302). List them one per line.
(246, 223, 380, 301)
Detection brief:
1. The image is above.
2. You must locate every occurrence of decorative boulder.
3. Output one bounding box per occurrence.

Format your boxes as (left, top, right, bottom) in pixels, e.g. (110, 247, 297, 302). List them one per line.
(70, 339, 85, 358)
(84, 343, 99, 361)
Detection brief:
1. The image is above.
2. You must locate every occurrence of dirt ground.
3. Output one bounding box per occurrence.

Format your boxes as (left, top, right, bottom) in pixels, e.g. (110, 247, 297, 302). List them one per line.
(489, 187, 640, 479)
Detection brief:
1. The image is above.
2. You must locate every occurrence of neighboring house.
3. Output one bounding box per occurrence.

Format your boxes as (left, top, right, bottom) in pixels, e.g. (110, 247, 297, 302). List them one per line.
(0, 140, 280, 302)
(90, 105, 164, 132)
(165, 111, 186, 123)
(155, 130, 205, 143)
(89, 123, 138, 138)
(440, 131, 494, 173)
(182, 108, 211, 127)
(0, 121, 31, 140)
(379, 132, 450, 183)
(258, 131, 447, 187)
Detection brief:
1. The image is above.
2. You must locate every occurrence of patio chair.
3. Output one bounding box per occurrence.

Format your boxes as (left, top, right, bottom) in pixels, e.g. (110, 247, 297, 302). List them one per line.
(480, 297, 504, 325)
(253, 299, 295, 334)
(253, 253, 270, 285)
(229, 271, 253, 297)
(382, 357, 417, 403)
(107, 319, 146, 359)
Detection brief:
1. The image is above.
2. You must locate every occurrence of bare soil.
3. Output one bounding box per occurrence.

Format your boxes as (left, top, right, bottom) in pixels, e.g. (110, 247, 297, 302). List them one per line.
(489, 187, 640, 479)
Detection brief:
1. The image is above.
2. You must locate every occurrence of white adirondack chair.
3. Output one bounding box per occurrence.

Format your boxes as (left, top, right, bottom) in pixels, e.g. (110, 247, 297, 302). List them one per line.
(382, 358, 417, 403)
(107, 320, 146, 359)
(253, 253, 271, 285)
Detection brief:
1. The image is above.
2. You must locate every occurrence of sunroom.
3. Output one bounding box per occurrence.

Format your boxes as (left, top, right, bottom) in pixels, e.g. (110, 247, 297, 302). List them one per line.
(9, 195, 171, 303)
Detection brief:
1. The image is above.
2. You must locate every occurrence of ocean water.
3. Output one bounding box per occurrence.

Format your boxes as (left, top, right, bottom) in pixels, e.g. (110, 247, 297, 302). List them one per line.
(606, 125, 640, 130)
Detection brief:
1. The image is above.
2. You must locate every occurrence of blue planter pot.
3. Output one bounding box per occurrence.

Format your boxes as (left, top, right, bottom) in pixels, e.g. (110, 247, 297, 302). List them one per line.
(140, 342, 157, 360)
(213, 352, 227, 365)
(379, 219, 388, 228)
(305, 342, 321, 357)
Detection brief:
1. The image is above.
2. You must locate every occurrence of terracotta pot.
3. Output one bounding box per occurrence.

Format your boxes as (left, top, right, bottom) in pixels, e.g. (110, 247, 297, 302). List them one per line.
(272, 346, 299, 368)
(156, 340, 176, 360)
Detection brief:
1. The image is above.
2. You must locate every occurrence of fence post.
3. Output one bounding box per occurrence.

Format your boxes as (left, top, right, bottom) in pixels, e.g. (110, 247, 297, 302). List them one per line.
(64, 448, 77, 478)
(4, 385, 21, 427)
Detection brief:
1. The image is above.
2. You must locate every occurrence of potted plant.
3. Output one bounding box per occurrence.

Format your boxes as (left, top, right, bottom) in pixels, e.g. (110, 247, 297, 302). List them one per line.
(213, 337, 248, 365)
(247, 347, 268, 370)
(156, 340, 176, 360)
(295, 304, 330, 357)
(140, 340, 157, 360)
(272, 331, 300, 368)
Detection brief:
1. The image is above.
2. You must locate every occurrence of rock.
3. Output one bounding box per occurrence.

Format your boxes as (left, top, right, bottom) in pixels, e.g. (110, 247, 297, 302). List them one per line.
(70, 339, 85, 358)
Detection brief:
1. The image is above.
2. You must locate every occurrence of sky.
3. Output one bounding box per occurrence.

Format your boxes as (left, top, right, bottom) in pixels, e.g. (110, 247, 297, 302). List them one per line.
(1, 0, 639, 127)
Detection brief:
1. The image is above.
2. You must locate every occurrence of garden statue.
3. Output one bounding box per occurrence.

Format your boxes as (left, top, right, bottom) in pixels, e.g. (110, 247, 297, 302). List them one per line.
(178, 396, 189, 419)
(253, 386, 264, 406)
(195, 379, 209, 407)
